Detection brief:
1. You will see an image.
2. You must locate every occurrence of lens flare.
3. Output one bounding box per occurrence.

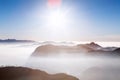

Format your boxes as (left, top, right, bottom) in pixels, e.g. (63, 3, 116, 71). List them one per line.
(47, 0, 62, 8)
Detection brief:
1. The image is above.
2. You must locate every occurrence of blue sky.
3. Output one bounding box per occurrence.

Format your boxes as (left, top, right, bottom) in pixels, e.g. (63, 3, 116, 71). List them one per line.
(0, 0, 120, 41)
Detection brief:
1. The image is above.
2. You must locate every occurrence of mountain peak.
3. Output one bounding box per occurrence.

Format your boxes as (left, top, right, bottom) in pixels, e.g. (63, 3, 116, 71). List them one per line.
(86, 42, 102, 50)
(89, 42, 101, 47)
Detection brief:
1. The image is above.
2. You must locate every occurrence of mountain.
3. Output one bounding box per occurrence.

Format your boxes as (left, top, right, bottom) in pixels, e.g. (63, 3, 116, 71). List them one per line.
(113, 48, 120, 53)
(0, 66, 79, 80)
(85, 42, 102, 50)
(32, 42, 120, 56)
(0, 39, 35, 43)
(32, 43, 91, 56)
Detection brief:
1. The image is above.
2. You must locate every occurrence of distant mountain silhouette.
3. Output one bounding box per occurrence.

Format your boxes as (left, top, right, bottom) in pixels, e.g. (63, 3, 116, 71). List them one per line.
(32, 42, 120, 56)
(0, 39, 35, 43)
(0, 66, 79, 80)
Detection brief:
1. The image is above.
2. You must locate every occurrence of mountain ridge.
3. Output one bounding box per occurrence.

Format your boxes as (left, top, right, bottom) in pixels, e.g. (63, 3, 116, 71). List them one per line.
(32, 42, 120, 56)
(0, 39, 35, 43)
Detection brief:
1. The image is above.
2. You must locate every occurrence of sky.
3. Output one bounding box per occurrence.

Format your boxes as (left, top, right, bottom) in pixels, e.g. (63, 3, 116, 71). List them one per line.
(0, 0, 120, 41)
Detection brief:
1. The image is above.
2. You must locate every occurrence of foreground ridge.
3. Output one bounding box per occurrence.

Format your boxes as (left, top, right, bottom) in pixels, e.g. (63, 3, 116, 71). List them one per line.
(0, 66, 79, 80)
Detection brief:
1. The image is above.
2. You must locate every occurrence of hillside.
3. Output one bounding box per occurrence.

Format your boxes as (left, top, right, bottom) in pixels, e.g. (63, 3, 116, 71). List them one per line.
(0, 66, 79, 80)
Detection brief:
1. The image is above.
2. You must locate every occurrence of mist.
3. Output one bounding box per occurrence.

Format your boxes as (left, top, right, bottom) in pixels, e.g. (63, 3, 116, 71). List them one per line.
(0, 42, 120, 80)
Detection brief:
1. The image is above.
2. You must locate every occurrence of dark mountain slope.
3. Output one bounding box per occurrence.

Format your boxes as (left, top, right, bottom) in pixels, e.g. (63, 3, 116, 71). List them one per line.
(0, 66, 79, 80)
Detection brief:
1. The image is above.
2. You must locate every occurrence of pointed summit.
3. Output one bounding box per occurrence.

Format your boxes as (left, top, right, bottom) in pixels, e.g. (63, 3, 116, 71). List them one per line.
(86, 42, 102, 50)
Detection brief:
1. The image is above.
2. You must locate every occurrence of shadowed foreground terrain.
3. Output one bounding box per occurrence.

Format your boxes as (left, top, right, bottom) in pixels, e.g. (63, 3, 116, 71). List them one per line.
(0, 67, 79, 80)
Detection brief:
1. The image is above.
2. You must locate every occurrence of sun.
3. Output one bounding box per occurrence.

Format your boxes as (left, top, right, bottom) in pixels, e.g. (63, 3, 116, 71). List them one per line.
(41, 8, 72, 40)
(46, 0, 67, 27)
(36, 0, 73, 40)
(46, 9, 68, 27)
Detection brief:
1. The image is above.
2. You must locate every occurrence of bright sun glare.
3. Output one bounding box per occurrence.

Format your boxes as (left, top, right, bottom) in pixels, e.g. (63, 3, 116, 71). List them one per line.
(36, 0, 74, 40)
(45, 0, 69, 27)
(42, 8, 72, 40)
(46, 9, 68, 27)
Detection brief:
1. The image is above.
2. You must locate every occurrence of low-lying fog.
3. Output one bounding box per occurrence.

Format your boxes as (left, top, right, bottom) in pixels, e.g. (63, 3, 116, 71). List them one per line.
(0, 42, 120, 80)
